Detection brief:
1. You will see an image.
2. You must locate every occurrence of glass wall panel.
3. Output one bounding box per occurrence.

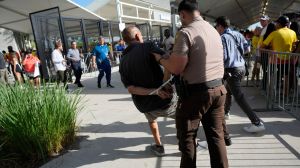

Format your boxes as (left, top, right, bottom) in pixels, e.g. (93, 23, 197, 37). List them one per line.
(30, 7, 63, 81)
(63, 19, 84, 51)
(110, 22, 121, 46)
(83, 19, 100, 72)
(101, 21, 112, 43)
(137, 23, 150, 41)
(84, 19, 100, 52)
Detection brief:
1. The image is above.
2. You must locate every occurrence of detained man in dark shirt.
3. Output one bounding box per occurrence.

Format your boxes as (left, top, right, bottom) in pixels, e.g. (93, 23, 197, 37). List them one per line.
(119, 26, 176, 157)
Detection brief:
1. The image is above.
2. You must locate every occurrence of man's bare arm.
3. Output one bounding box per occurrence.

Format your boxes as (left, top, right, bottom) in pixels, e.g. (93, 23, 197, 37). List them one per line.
(153, 53, 188, 75)
(163, 69, 171, 82)
(127, 85, 156, 95)
(127, 85, 171, 99)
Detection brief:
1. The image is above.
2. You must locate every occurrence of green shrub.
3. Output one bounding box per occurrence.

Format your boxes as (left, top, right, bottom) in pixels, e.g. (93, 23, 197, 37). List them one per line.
(0, 84, 81, 162)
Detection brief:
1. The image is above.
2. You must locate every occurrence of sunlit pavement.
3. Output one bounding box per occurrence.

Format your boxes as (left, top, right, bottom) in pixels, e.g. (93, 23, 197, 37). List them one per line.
(41, 67, 300, 168)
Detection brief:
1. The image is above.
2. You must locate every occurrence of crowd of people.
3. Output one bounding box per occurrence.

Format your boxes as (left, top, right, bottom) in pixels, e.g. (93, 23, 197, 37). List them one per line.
(1, 0, 300, 167)
(0, 46, 41, 87)
(0, 37, 119, 88)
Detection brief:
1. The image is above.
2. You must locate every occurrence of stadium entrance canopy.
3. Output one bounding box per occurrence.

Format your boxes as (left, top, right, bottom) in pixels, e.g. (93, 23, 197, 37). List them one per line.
(195, 0, 300, 28)
(0, 0, 101, 34)
(0, 0, 172, 34)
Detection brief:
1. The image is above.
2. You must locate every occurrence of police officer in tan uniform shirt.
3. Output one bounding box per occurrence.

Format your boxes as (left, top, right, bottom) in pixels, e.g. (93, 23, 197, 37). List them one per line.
(154, 1, 228, 167)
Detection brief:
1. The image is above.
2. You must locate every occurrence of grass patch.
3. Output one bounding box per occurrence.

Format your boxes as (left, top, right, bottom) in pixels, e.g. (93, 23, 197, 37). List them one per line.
(0, 84, 81, 166)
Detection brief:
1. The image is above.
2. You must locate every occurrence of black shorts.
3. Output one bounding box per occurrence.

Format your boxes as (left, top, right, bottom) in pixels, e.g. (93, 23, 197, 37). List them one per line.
(26, 73, 39, 80)
(16, 64, 23, 73)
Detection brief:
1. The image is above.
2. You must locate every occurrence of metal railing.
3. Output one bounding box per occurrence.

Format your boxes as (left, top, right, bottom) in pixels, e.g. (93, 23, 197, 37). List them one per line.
(258, 49, 300, 113)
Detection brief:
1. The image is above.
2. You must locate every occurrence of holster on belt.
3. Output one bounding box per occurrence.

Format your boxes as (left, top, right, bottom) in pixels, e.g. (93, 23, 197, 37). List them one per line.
(174, 75, 190, 100)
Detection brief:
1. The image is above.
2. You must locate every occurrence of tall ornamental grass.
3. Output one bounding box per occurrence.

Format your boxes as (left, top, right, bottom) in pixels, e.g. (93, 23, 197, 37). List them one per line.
(0, 84, 81, 161)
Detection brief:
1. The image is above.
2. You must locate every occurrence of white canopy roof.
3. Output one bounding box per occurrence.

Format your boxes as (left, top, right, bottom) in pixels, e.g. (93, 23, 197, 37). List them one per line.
(0, 0, 100, 34)
(197, 0, 300, 28)
(69, 0, 171, 25)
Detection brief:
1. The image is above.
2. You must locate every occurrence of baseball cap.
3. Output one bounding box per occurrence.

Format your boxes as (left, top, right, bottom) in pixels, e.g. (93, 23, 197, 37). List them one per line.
(260, 15, 270, 20)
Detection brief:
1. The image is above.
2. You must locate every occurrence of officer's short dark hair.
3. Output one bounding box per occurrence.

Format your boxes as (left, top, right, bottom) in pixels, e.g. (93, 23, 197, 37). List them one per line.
(178, 0, 199, 13)
(215, 16, 230, 28)
(71, 41, 76, 45)
(276, 15, 290, 27)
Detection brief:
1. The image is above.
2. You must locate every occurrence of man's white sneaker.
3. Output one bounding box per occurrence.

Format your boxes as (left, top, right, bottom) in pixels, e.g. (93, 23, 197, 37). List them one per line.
(225, 113, 230, 120)
(196, 141, 208, 154)
(243, 122, 266, 133)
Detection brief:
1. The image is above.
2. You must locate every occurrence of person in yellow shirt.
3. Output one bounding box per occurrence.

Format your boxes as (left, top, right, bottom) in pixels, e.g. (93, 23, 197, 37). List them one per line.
(261, 16, 297, 56)
(251, 27, 262, 83)
(261, 15, 297, 96)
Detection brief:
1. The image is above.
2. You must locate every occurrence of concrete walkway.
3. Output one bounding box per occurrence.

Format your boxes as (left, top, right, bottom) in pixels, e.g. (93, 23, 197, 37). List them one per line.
(41, 67, 300, 168)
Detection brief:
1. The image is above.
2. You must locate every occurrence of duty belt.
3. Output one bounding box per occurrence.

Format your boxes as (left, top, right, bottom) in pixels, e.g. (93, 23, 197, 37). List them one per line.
(187, 78, 223, 92)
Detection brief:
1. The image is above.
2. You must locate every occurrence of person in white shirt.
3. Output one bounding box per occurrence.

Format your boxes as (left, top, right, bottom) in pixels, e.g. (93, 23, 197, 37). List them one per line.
(51, 40, 67, 87)
(259, 15, 270, 41)
(162, 29, 174, 53)
(258, 15, 270, 91)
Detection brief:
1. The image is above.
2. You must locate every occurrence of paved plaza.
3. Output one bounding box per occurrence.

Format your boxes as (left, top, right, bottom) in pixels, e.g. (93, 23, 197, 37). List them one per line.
(41, 67, 300, 168)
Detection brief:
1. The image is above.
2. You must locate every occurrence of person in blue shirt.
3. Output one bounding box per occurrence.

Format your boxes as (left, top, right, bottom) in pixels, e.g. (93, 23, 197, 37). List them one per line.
(114, 39, 126, 52)
(92, 37, 114, 88)
(215, 16, 265, 133)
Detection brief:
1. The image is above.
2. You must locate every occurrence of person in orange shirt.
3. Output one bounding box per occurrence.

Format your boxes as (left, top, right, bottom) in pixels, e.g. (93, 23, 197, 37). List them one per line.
(23, 49, 40, 87)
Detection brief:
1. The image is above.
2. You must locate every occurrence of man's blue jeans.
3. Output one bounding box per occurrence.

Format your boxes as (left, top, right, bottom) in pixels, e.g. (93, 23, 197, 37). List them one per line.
(224, 66, 260, 124)
(71, 61, 82, 84)
(97, 60, 111, 85)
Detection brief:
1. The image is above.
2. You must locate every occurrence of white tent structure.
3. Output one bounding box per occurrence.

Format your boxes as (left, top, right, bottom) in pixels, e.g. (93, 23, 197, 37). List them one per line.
(69, 0, 171, 25)
(197, 0, 300, 28)
(0, 0, 172, 34)
(0, 0, 100, 34)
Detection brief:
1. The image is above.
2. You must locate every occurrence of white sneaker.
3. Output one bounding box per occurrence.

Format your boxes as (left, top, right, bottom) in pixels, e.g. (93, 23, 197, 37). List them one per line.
(225, 113, 230, 120)
(196, 141, 208, 154)
(243, 122, 266, 133)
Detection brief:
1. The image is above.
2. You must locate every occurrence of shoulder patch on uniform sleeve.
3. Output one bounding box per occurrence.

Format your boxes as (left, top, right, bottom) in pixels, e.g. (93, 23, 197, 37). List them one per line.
(175, 30, 187, 43)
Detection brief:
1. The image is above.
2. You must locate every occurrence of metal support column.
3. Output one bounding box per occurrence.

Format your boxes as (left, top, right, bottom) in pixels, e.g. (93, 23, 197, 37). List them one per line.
(115, 0, 124, 37)
(81, 19, 88, 53)
(148, 4, 153, 40)
(115, 0, 122, 24)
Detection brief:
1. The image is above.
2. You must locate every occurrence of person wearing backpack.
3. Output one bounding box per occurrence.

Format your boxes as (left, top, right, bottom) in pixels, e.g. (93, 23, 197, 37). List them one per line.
(215, 16, 265, 133)
(7, 46, 24, 84)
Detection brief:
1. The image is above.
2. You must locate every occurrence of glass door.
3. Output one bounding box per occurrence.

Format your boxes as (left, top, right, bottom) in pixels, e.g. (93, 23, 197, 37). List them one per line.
(30, 7, 64, 81)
